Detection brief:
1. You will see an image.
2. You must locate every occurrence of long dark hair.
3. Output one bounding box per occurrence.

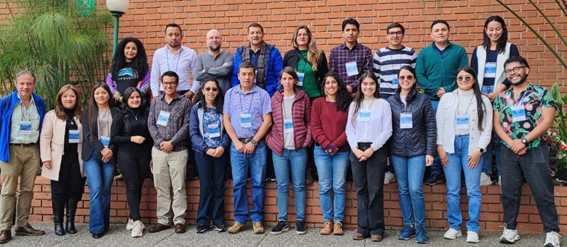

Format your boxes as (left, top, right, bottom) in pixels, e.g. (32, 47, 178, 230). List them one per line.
(196, 80, 224, 113)
(110, 37, 149, 82)
(394, 65, 417, 100)
(321, 72, 351, 112)
(457, 67, 485, 131)
(121, 87, 148, 134)
(87, 82, 115, 140)
(352, 71, 379, 119)
(482, 16, 508, 54)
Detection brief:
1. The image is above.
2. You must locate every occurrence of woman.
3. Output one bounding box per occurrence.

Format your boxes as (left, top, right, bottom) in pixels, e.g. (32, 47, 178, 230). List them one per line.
(311, 72, 351, 236)
(387, 66, 435, 244)
(82, 82, 122, 239)
(189, 80, 230, 234)
(106, 37, 151, 102)
(471, 15, 519, 186)
(40, 85, 85, 236)
(437, 67, 492, 243)
(114, 87, 152, 238)
(266, 67, 312, 235)
(346, 72, 392, 242)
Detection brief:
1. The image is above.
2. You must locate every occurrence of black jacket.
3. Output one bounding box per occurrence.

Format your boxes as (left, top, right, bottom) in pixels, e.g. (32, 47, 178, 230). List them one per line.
(387, 89, 436, 157)
(81, 107, 122, 163)
(283, 49, 328, 96)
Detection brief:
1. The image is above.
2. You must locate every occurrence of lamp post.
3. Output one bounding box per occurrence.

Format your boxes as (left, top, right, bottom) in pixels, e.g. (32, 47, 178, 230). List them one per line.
(106, 0, 129, 56)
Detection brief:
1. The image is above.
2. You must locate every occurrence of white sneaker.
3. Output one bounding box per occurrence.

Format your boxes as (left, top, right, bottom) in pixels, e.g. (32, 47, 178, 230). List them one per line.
(126, 218, 134, 230)
(131, 220, 144, 238)
(544, 231, 561, 247)
(443, 228, 462, 240)
(498, 175, 502, 186)
(466, 231, 480, 243)
(384, 171, 396, 184)
(480, 173, 492, 186)
(500, 228, 520, 244)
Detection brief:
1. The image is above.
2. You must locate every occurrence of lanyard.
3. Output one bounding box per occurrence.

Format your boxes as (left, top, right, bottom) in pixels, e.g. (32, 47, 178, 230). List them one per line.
(238, 91, 254, 113)
(456, 91, 475, 115)
(166, 48, 182, 72)
(282, 95, 295, 119)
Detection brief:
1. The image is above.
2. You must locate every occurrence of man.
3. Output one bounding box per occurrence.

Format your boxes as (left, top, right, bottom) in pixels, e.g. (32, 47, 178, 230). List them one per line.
(0, 71, 46, 244)
(416, 20, 468, 185)
(147, 71, 192, 234)
(329, 17, 373, 94)
(494, 56, 560, 247)
(231, 22, 283, 97)
(224, 62, 272, 234)
(372, 22, 417, 185)
(150, 23, 197, 99)
(190, 29, 234, 94)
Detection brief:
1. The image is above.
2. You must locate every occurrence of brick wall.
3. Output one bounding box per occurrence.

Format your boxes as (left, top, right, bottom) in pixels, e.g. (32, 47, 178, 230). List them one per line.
(28, 176, 567, 233)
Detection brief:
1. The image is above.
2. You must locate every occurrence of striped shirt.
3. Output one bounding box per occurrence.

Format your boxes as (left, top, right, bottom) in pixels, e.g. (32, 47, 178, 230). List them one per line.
(372, 46, 417, 99)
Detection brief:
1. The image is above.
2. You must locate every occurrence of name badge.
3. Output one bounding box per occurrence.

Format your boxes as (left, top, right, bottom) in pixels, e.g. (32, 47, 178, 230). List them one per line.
(345, 61, 359, 77)
(68, 130, 80, 144)
(400, 113, 413, 129)
(296, 72, 305, 87)
(284, 119, 294, 133)
(240, 113, 252, 128)
(207, 124, 221, 138)
(484, 62, 497, 78)
(358, 109, 371, 122)
(100, 136, 110, 148)
(157, 111, 170, 126)
(512, 106, 527, 122)
(481, 85, 494, 95)
(392, 77, 399, 86)
(19, 120, 32, 135)
(456, 115, 469, 130)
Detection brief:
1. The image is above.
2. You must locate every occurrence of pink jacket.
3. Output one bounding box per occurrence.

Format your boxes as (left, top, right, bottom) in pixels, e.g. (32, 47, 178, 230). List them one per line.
(266, 89, 312, 155)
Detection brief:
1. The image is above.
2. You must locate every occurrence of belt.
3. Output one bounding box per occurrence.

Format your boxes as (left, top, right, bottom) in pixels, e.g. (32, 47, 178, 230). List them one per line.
(10, 143, 37, 148)
(238, 138, 253, 144)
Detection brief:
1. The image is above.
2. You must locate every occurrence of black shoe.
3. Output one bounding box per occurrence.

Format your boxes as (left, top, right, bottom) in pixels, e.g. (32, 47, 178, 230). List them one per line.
(66, 199, 78, 234)
(296, 221, 306, 235)
(54, 222, 65, 236)
(92, 233, 104, 239)
(270, 221, 289, 235)
(425, 173, 445, 185)
(213, 224, 225, 232)
(196, 224, 210, 234)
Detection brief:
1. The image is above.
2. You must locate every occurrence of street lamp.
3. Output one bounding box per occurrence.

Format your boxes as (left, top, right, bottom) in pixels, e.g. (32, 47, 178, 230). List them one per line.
(106, 0, 129, 55)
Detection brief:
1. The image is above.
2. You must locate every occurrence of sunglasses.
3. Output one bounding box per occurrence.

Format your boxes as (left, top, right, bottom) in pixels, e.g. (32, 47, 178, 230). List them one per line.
(204, 87, 218, 92)
(399, 75, 414, 81)
(457, 76, 473, 82)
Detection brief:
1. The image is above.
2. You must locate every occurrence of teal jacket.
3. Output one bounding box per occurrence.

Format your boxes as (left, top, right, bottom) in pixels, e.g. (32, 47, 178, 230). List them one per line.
(415, 42, 468, 101)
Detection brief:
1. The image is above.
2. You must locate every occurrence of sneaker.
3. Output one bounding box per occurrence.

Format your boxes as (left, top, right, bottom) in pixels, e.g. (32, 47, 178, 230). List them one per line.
(131, 221, 144, 238)
(480, 172, 492, 186)
(333, 221, 344, 235)
(227, 222, 245, 234)
(213, 225, 225, 232)
(443, 228, 462, 240)
(270, 221, 289, 235)
(295, 221, 306, 235)
(499, 228, 520, 244)
(384, 171, 396, 184)
(320, 221, 333, 235)
(544, 231, 561, 247)
(466, 231, 480, 243)
(196, 224, 210, 234)
(398, 224, 416, 240)
(253, 222, 264, 234)
(126, 218, 134, 230)
(498, 175, 502, 186)
(415, 227, 429, 244)
(425, 173, 445, 185)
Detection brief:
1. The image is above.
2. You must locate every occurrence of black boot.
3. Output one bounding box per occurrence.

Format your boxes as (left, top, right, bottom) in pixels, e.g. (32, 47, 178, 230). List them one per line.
(66, 199, 78, 234)
(52, 198, 65, 236)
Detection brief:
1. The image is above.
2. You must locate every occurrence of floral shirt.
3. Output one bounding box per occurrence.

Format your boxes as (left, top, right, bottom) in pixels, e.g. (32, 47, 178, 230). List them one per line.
(493, 83, 556, 149)
(202, 107, 222, 148)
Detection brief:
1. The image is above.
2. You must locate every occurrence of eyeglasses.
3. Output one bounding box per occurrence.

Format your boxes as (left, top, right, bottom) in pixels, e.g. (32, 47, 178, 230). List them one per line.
(388, 31, 403, 36)
(457, 76, 474, 82)
(504, 66, 526, 74)
(398, 75, 414, 81)
(204, 87, 218, 92)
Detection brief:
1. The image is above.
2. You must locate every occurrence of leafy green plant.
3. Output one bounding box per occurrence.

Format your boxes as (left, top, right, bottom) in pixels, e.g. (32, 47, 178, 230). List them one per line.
(0, 0, 111, 109)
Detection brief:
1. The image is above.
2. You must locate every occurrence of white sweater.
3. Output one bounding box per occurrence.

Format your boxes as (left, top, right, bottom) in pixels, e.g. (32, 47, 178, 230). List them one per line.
(346, 98, 392, 151)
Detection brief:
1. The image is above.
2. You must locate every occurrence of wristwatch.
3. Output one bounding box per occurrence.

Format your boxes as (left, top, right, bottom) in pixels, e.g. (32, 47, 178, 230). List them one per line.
(521, 138, 529, 145)
(250, 139, 258, 146)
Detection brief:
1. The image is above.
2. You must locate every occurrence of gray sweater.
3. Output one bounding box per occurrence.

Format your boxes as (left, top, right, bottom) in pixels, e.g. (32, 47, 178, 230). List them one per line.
(190, 50, 234, 93)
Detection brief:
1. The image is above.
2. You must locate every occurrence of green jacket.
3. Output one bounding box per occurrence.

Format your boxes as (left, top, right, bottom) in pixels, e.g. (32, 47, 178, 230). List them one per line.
(415, 42, 468, 100)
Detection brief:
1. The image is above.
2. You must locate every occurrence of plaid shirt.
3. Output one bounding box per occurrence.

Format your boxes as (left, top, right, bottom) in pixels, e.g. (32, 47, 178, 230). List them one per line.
(148, 94, 192, 151)
(329, 43, 373, 89)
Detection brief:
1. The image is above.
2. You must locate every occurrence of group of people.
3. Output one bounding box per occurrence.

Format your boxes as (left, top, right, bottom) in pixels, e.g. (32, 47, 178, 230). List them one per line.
(0, 15, 560, 247)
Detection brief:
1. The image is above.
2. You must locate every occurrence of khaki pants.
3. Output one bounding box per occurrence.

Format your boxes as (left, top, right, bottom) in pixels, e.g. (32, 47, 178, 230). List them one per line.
(0, 145, 40, 230)
(151, 147, 188, 225)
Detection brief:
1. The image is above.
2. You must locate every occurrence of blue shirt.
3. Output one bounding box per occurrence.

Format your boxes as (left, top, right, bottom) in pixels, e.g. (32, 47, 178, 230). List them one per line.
(223, 85, 271, 138)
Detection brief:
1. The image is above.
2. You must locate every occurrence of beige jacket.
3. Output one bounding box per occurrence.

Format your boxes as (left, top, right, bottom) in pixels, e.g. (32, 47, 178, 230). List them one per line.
(40, 110, 84, 181)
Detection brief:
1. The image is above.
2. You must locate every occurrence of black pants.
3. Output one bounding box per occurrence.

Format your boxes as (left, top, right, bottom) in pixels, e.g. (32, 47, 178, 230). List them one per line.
(194, 151, 227, 227)
(118, 148, 151, 221)
(51, 154, 85, 215)
(350, 147, 387, 236)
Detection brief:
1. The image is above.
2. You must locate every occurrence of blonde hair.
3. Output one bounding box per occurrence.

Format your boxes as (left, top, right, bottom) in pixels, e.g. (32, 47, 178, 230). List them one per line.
(291, 25, 321, 71)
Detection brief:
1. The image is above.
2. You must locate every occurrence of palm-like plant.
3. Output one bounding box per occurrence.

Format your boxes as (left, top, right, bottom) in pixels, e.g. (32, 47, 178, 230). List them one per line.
(0, 0, 111, 109)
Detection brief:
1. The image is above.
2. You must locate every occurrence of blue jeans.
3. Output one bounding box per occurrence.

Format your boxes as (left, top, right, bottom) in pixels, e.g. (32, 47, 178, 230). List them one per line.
(443, 135, 482, 233)
(430, 100, 442, 176)
(390, 154, 426, 228)
(195, 151, 227, 227)
(272, 148, 307, 221)
(84, 154, 115, 234)
(230, 141, 267, 223)
(313, 145, 349, 222)
(481, 133, 502, 175)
